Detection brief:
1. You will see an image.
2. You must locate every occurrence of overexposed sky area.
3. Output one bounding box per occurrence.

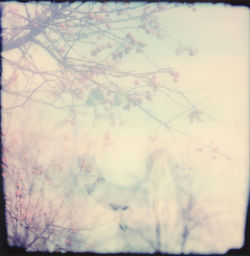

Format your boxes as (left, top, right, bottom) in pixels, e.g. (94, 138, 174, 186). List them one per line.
(2, 2, 249, 254)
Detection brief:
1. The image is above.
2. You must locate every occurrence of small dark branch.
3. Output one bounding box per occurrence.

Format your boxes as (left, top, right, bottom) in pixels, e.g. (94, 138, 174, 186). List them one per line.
(25, 224, 49, 250)
(3, 81, 46, 111)
(134, 102, 171, 129)
(32, 38, 62, 65)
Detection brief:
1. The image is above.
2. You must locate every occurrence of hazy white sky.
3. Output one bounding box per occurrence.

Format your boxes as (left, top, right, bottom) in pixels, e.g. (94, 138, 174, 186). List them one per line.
(2, 3, 249, 253)
(96, 4, 249, 181)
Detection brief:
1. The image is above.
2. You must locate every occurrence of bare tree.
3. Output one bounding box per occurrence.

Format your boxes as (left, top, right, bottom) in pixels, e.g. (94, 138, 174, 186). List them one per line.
(2, 2, 199, 125)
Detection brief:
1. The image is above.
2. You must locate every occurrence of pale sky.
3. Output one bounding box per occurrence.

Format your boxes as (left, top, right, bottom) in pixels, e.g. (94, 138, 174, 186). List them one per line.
(2, 3, 249, 253)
